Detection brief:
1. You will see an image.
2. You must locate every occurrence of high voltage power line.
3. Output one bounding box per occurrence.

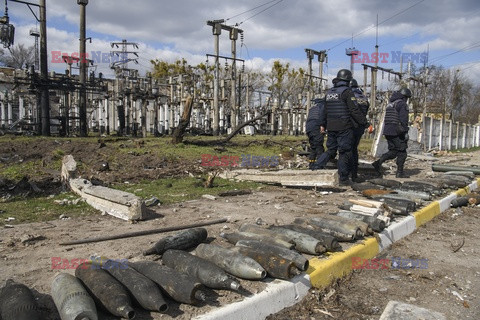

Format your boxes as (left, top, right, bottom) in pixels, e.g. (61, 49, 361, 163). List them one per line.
(429, 41, 480, 64)
(225, 0, 281, 22)
(327, 0, 426, 51)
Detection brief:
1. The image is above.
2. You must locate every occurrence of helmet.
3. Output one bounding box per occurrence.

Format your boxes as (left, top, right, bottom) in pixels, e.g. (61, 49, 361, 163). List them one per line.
(400, 87, 412, 98)
(336, 69, 353, 82)
(350, 79, 358, 88)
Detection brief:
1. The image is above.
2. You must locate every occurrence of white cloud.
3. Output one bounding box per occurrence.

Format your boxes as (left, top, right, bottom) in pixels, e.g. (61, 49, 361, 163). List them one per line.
(5, 0, 479, 83)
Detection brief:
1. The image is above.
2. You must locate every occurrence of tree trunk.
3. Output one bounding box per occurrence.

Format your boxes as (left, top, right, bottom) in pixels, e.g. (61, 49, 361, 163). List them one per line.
(172, 96, 193, 144)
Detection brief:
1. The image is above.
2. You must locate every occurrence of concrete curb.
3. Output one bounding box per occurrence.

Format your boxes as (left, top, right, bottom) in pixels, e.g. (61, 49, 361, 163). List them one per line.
(308, 238, 379, 288)
(196, 178, 479, 320)
(194, 275, 311, 320)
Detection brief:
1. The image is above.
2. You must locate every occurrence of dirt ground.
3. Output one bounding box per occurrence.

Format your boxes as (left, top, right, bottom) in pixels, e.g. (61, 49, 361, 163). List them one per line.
(1, 137, 479, 319)
(267, 205, 480, 320)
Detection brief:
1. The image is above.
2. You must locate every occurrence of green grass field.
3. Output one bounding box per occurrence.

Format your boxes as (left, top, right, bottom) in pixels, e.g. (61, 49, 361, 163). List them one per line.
(0, 134, 373, 225)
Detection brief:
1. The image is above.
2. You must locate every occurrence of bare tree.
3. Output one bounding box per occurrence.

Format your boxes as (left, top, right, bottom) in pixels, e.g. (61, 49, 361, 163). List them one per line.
(0, 44, 36, 69)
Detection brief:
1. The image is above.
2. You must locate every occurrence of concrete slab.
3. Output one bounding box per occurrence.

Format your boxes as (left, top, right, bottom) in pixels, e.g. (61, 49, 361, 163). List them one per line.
(62, 155, 147, 221)
(379, 301, 446, 320)
(221, 169, 338, 187)
(69, 179, 147, 221)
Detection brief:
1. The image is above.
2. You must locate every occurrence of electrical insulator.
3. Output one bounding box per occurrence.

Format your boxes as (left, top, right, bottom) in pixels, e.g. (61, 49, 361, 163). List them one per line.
(230, 28, 238, 40)
(213, 23, 222, 35)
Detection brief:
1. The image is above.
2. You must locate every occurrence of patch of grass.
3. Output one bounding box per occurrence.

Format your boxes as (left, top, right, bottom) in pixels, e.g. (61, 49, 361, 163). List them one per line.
(0, 160, 45, 181)
(0, 193, 99, 226)
(52, 148, 65, 160)
(112, 177, 264, 205)
(452, 146, 480, 153)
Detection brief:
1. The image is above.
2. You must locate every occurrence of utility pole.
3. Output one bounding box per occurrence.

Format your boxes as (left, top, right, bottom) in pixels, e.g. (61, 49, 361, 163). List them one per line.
(318, 50, 326, 95)
(305, 49, 314, 112)
(230, 27, 239, 129)
(207, 20, 243, 134)
(305, 48, 327, 111)
(78, 0, 88, 136)
(62, 55, 79, 135)
(36, 0, 49, 135)
(207, 20, 222, 135)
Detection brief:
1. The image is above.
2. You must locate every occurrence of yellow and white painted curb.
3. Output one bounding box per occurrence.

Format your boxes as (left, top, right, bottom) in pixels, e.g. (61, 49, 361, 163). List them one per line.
(307, 177, 480, 290)
(196, 178, 479, 320)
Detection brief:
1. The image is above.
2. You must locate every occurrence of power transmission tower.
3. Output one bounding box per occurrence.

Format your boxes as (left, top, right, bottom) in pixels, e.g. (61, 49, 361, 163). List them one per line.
(110, 39, 139, 136)
(110, 39, 139, 78)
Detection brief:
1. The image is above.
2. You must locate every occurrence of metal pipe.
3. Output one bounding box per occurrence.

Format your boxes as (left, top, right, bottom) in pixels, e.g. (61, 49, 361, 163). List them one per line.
(60, 218, 227, 245)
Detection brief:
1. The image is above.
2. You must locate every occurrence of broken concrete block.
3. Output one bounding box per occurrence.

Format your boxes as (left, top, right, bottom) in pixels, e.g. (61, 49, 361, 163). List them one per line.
(70, 179, 146, 221)
(61, 155, 77, 185)
(379, 301, 446, 320)
(221, 169, 338, 187)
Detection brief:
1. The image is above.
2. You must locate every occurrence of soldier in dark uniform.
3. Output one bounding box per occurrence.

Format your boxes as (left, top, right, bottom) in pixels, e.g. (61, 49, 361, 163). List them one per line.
(372, 88, 412, 178)
(313, 69, 367, 186)
(350, 79, 370, 182)
(306, 98, 326, 170)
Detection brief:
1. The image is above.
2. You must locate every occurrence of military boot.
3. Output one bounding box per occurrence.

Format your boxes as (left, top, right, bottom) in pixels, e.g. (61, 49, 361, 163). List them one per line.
(372, 160, 383, 176)
(395, 164, 407, 178)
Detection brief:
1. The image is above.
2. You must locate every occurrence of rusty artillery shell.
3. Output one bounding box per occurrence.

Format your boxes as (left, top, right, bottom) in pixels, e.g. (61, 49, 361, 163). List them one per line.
(230, 246, 299, 280)
(362, 189, 393, 198)
(294, 217, 360, 241)
(129, 261, 206, 305)
(438, 175, 472, 188)
(195, 243, 266, 280)
(370, 193, 421, 206)
(162, 249, 241, 291)
(220, 231, 295, 249)
(370, 195, 416, 213)
(321, 215, 372, 235)
(451, 197, 469, 208)
(393, 189, 431, 201)
(236, 240, 309, 271)
(400, 181, 441, 196)
(104, 260, 168, 313)
(238, 224, 297, 245)
(331, 211, 386, 232)
(143, 227, 208, 256)
(267, 226, 326, 255)
(0, 279, 41, 320)
(280, 224, 341, 251)
(51, 273, 98, 320)
(75, 262, 135, 319)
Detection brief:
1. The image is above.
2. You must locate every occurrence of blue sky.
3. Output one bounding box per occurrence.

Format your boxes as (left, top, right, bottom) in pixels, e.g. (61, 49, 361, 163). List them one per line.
(5, 0, 480, 85)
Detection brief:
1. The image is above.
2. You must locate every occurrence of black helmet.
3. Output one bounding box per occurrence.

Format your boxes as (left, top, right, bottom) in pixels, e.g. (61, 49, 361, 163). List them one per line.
(400, 87, 412, 98)
(350, 79, 358, 88)
(336, 69, 353, 82)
